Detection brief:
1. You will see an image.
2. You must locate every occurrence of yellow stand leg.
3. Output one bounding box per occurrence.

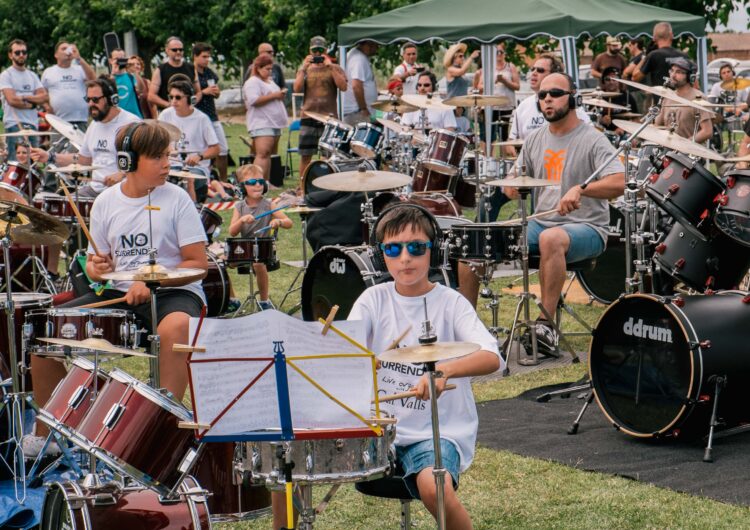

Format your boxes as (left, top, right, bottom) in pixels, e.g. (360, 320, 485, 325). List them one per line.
(286, 482, 294, 529)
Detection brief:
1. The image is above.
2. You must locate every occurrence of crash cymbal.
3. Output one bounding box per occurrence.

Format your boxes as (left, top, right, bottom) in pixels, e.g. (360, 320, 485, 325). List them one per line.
(168, 170, 208, 180)
(101, 263, 206, 283)
(371, 98, 419, 114)
(579, 89, 621, 98)
(687, 98, 739, 109)
(443, 94, 511, 107)
(376, 118, 428, 144)
(491, 139, 524, 148)
(303, 111, 351, 130)
(0, 130, 54, 138)
(313, 167, 411, 192)
(44, 113, 85, 150)
(0, 199, 68, 245)
(286, 206, 322, 215)
(612, 120, 724, 161)
(401, 94, 454, 110)
(582, 97, 630, 111)
(486, 176, 556, 188)
(616, 112, 643, 120)
(378, 341, 479, 363)
(616, 79, 716, 116)
(721, 78, 750, 91)
(52, 163, 102, 174)
(148, 119, 181, 141)
(35, 337, 153, 358)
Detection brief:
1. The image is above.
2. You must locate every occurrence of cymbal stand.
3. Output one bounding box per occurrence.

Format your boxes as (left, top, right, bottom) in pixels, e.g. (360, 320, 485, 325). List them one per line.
(278, 210, 313, 313)
(468, 101, 486, 220)
(474, 261, 508, 339)
(145, 191, 162, 389)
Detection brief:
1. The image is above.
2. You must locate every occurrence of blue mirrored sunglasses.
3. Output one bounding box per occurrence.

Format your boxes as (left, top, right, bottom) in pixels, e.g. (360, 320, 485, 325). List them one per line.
(243, 178, 266, 186)
(380, 240, 432, 258)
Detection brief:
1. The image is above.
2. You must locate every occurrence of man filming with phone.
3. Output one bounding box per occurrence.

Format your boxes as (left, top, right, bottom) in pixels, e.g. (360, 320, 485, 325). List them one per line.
(109, 48, 145, 118)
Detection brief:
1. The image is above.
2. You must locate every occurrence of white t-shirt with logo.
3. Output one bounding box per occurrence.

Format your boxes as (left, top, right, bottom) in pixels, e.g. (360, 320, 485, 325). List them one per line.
(78, 109, 141, 192)
(401, 107, 457, 130)
(348, 282, 501, 472)
(343, 47, 378, 115)
(87, 181, 207, 301)
(41, 64, 88, 122)
(0, 66, 43, 127)
(158, 107, 219, 176)
(508, 95, 591, 141)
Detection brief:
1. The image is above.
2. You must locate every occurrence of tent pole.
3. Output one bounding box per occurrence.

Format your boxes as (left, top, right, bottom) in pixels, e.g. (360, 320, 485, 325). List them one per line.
(338, 45, 348, 120)
(482, 43, 494, 158)
(561, 37, 579, 87)
(696, 36, 708, 93)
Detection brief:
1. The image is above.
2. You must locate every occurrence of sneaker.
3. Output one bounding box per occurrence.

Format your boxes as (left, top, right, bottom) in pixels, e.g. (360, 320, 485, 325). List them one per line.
(520, 321, 558, 357)
(22, 435, 60, 458)
(227, 298, 241, 312)
(258, 299, 275, 311)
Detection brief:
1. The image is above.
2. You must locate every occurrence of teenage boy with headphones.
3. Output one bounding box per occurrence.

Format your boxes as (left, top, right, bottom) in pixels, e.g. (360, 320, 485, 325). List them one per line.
(654, 57, 713, 143)
(31, 76, 141, 196)
(504, 73, 624, 356)
(158, 74, 219, 203)
(228, 164, 292, 310)
(348, 204, 501, 529)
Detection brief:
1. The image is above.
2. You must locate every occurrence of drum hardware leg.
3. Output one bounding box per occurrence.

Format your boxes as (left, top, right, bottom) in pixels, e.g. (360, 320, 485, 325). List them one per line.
(12, 253, 57, 295)
(399, 499, 412, 530)
(703, 375, 727, 463)
(313, 484, 340, 516)
(232, 266, 259, 317)
(145, 280, 161, 389)
(279, 213, 311, 313)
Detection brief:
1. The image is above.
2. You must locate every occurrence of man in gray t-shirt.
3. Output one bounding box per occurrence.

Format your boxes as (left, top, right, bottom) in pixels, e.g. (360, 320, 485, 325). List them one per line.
(505, 73, 624, 354)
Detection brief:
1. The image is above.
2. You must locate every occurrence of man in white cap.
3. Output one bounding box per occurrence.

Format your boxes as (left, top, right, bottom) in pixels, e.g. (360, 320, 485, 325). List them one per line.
(591, 37, 627, 79)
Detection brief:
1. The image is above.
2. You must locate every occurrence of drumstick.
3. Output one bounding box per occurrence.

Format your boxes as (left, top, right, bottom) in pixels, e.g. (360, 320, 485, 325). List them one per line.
(372, 384, 457, 403)
(385, 326, 412, 352)
(497, 209, 557, 226)
(58, 181, 101, 255)
(254, 225, 274, 235)
(78, 296, 127, 309)
(254, 204, 291, 221)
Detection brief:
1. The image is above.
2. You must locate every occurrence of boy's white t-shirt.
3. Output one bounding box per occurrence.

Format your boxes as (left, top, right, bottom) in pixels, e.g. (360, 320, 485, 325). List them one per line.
(87, 181, 207, 301)
(158, 107, 219, 175)
(78, 109, 140, 192)
(349, 282, 501, 472)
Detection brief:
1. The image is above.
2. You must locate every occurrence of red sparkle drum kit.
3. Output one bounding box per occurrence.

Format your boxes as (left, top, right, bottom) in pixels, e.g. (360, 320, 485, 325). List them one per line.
(33, 193, 95, 223)
(0, 162, 41, 202)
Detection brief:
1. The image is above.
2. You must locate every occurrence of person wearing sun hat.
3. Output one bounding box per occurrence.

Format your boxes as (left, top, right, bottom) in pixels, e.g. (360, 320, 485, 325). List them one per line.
(444, 42, 479, 99)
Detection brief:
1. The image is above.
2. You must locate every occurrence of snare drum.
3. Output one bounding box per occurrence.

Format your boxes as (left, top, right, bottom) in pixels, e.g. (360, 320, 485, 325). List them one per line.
(0, 162, 41, 201)
(420, 129, 469, 175)
(450, 223, 521, 262)
(0, 293, 53, 388)
(24, 308, 139, 353)
(319, 121, 353, 157)
(75, 368, 200, 497)
(225, 237, 277, 266)
(349, 122, 384, 158)
(411, 161, 454, 193)
(244, 424, 395, 485)
(33, 193, 96, 222)
(198, 205, 223, 242)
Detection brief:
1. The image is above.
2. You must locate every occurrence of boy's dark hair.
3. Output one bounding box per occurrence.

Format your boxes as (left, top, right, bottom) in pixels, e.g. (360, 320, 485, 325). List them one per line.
(375, 205, 435, 243)
(193, 42, 212, 57)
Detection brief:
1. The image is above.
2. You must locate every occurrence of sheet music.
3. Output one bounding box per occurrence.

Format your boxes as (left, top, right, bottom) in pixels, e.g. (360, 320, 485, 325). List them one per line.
(188, 310, 372, 438)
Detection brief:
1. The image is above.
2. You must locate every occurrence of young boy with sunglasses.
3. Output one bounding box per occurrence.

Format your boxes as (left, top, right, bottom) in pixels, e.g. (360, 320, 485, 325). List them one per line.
(228, 164, 292, 310)
(349, 204, 502, 529)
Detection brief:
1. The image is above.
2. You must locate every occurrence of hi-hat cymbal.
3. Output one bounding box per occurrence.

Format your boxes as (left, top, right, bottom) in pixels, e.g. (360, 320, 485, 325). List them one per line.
(35, 337, 153, 358)
(612, 120, 724, 161)
(443, 94, 511, 107)
(286, 206, 322, 215)
(378, 341, 479, 363)
(52, 163, 102, 174)
(169, 170, 208, 180)
(402, 94, 454, 110)
(616, 79, 716, 116)
(0, 130, 54, 138)
(492, 139, 524, 148)
(579, 89, 621, 98)
(44, 113, 85, 150)
(486, 176, 556, 188)
(313, 167, 411, 192)
(371, 98, 419, 114)
(0, 199, 68, 245)
(376, 118, 428, 144)
(721, 78, 750, 91)
(582, 97, 630, 111)
(101, 263, 206, 283)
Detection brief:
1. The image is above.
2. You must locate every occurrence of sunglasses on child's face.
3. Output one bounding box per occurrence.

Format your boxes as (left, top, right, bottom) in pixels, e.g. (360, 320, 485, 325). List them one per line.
(380, 240, 432, 258)
(243, 178, 265, 186)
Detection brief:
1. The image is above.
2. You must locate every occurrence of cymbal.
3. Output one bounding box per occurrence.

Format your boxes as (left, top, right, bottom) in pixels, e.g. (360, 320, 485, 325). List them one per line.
(0, 130, 54, 138)
(486, 176, 556, 188)
(371, 98, 419, 114)
(313, 167, 411, 192)
(286, 206, 322, 215)
(579, 89, 621, 98)
(44, 113, 85, 150)
(616, 112, 643, 120)
(147, 119, 182, 142)
(376, 118, 428, 144)
(101, 263, 206, 283)
(612, 120, 725, 161)
(443, 94, 511, 107)
(170, 149, 202, 156)
(169, 170, 208, 180)
(401, 94, 454, 111)
(616, 79, 716, 116)
(304, 111, 351, 130)
(687, 99, 739, 109)
(0, 199, 68, 245)
(35, 337, 153, 358)
(379, 341, 479, 363)
(582, 97, 630, 111)
(52, 163, 102, 174)
(721, 78, 750, 91)
(492, 139, 524, 148)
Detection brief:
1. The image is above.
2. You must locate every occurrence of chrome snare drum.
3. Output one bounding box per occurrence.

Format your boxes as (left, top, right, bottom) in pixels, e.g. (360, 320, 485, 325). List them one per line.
(25, 308, 139, 353)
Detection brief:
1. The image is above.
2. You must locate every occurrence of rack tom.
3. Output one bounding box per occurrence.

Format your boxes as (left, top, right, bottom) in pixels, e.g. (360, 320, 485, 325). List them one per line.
(0, 293, 53, 389)
(349, 122, 384, 158)
(0, 162, 40, 202)
(411, 161, 454, 193)
(33, 193, 95, 223)
(319, 121, 353, 157)
(420, 129, 469, 175)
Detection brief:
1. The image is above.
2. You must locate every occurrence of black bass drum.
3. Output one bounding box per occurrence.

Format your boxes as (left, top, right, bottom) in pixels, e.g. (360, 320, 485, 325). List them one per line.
(589, 291, 750, 438)
(301, 245, 454, 322)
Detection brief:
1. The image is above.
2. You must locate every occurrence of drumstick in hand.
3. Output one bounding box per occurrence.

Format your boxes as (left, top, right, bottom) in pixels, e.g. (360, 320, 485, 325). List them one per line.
(372, 384, 457, 403)
(58, 181, 100, 255)
(78, 296, 127, 309)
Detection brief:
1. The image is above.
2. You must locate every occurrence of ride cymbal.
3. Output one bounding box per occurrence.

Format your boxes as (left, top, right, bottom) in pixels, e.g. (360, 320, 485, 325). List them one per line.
(52, 163, 102, 174)
(612, 120, 725, 161)
(0, 130, 54, 138)
(443, 94, 511, 107)
(402, 94, 454, 110)
(101, 263, 206, 283)
(371, 98, 419, 114)
(616, 79, 716, 116)
(582, 98, 630, 111)
(35, 337, 153, 357)
(378, 341, 479, 363)
(313, 167, 411, 192)
(148, 119, 182, 141)
(579, 89, 621, 98)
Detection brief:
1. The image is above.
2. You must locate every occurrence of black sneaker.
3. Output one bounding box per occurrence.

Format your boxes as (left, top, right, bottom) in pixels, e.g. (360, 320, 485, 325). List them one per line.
(533, 321, 558, 357)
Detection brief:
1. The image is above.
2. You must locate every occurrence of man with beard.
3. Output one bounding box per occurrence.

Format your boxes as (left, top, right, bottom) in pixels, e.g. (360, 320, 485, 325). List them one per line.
(503, 73, 624, 356)
(31, 76, 140, 196)
(654, 57, 712, 142)
(0, 39, 48, 160)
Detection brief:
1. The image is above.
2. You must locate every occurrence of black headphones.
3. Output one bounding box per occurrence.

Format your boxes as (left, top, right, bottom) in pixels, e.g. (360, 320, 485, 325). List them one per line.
(116, 122, 143, 173)
(536, 73, 581, 112)
(98, 76, 119, 106)
(370, 203, 443, 270)
(168, 74, 197, 106)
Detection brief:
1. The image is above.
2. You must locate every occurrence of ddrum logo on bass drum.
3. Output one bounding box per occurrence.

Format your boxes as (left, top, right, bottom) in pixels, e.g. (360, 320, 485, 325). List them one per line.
(622, 316, 672, 343)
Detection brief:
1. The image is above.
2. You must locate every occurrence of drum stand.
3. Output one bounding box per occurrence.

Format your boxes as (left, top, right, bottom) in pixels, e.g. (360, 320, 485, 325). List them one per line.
(232, 261, 261, 316)
(279, 211, 312, 314)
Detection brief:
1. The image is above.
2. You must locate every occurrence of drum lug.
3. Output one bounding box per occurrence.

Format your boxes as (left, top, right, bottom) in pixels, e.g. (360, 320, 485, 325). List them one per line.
(742, 295, 750, 304)
(671, 297, 685, 308)
(681, 168, 690, 179)
(306, 454, 314, 474)
(668, 184, 679, 194)
(714, 193, 729, 206)
(22, 321, 33, 340)
(727, 176, 736, 189)
(177, 446, 200, 474)
(68, 385, 89, 410)
(91, 492, 118, 506)
(674, 258, 685, 270)
(655, 243, 666, 254)
(45, 319, 54, 338)
(103, 403, 126, 430)
(362, 449, 371, 466)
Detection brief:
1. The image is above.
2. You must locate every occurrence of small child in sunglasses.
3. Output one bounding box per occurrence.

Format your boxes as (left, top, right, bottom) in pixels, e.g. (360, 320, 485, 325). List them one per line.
(228, 164, 292, 309)
(348, 204, 502, 528)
